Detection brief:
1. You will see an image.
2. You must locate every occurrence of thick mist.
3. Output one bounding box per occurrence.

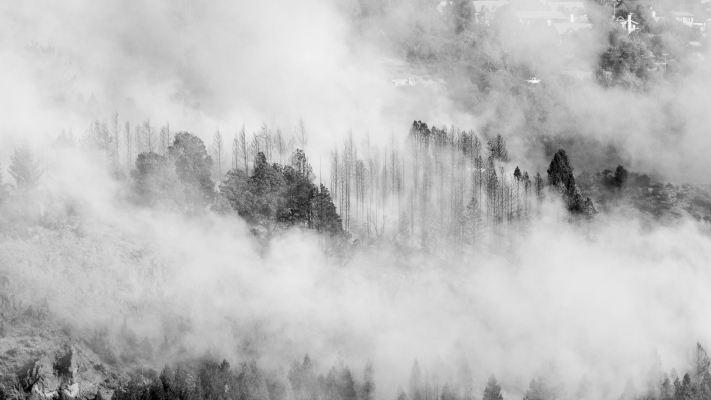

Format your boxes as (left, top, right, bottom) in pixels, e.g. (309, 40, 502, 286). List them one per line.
(2, 1, 711, 400)
(3, 148, 711, 400)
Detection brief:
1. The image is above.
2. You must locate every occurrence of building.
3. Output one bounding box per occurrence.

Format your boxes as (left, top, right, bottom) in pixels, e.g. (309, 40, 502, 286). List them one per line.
(616, 14, 639, 33)
(472, 0, 509, 22)
(669, 11, 695, 26)
(542, 1, 587, 15)
(515, 10, 569, 26)
(552, 21, 593, 36)
(616, 0, 657, 13)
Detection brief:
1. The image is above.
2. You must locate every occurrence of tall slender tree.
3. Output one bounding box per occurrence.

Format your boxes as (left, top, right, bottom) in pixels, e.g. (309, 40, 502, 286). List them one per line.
(9, 141, 41, 191)
(211, 129, 225, 181)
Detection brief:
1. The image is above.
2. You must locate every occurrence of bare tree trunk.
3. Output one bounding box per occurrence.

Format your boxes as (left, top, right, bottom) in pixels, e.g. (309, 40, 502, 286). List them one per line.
(124, 121, 132, 170)
(142, 119, 156, 153)
(112, 111, 120, 168)
(211, 130, 225, 181)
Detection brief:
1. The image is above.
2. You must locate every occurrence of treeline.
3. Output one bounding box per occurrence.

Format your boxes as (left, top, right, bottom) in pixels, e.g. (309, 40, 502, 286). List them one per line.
(393, 343, 711, 400)
(11, 340, 710, 400)
(327, 121, 594, 251)
(0, 117, 346, 245)
(0, 117, 598, 252)
(107, 355, 374, 400)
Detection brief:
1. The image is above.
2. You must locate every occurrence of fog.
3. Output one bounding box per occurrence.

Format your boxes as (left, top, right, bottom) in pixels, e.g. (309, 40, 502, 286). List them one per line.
(5, 147, 711, 400)
(2, 0, 711, 400)
(0, 0, 474, 154)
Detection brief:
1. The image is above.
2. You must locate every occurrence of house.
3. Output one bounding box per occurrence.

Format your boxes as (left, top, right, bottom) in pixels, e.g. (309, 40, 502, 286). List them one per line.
(392, 77, 416, 87)
(616, 0, 657, 13)
(515, 10, 569, 26)
(472, 1, 509, 22)
(552, 21, 593, 36)
(542, 1, 587, 15)
(670, 11, 694, 26)
(616, 14, 638, 34)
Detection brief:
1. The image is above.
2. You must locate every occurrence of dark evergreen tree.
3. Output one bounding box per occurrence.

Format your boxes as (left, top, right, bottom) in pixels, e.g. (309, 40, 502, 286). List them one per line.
(614, 166, 629, 190)
(361, 362, 375, 400)
(535, 173, 545, 200)
(247, 152, 286, 227)
(487, 135, 510, 163)
(547, 150, 595, 217)
(279, 164, 316, 228)
(220, 168, 251, 217)
(482, 376, 503, 400)
(674, 373, 693, 400)
(313, 184, 344, 236)
(198, 359, 235, 400)
(547, 150, 576, 193)
(132, 152, 183, 207)
(168, 132, 215, 211)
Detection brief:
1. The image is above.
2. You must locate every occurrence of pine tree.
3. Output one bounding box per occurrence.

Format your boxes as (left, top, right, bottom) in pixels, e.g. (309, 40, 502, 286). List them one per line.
(313, 184, 344, 236)
(534, 173, 545, 200)
(9, 141, 41, 191)
(0, 163, 9, 204)
(409, 360, 423, 400)
(361, 362, 375, 400)
(168, 132, 215, 212)
(289, 355, 317, 400)
(483, 375, 503, 400)
(691, 343, 711, 398)
(239, 361, 270, 400)
(546, 150, 595, 217)
(487, 134, 510, 163)
(397, 386, 410, 400)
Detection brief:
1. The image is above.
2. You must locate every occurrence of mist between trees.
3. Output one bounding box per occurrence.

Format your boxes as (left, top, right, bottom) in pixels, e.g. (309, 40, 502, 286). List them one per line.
(2, 114, 711, 400)
(0, 112, 603, 256)
(8, 339, 711, 400)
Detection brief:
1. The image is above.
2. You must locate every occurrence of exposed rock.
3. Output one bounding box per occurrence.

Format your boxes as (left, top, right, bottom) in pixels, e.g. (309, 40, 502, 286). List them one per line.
(56, 348, 79, 379)
(11, 345, 113, 399)
(16, 355, 62, 397)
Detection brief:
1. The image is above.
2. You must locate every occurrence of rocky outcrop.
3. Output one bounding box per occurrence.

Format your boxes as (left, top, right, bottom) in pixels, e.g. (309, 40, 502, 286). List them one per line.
(14, 346, 116, 399)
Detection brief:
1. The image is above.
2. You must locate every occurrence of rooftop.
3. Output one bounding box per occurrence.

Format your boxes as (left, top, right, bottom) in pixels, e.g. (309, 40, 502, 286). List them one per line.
(515, 10, 569, 20)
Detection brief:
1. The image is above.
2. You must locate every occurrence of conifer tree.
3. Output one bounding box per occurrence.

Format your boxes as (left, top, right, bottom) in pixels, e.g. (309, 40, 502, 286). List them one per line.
(0, 163, 9, 204)
(9, 141, 41, 191)
(313, 184, 344, 236)
(409, 360, 423, 400)
(397, 386, 410, 400)
(168, 132, 215, 211)
(239, 361, 270, 400)
(483, 375, 503, 400)
(361, 362, 375, 400)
